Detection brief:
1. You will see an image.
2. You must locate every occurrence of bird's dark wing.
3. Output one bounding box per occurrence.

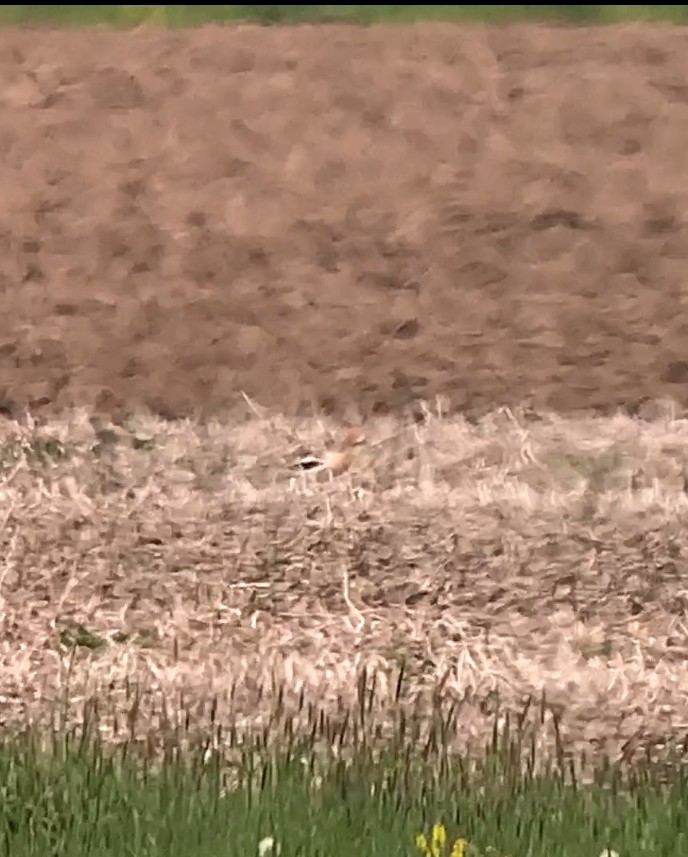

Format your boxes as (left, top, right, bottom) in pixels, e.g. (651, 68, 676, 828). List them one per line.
(292, 454, 323, 471)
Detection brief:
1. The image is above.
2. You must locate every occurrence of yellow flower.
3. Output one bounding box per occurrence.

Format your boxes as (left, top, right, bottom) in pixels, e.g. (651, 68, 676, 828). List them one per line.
(415, 833, 431, 857)
(415, 824, 473, 857)
(431, 824, 448, 857)
(450, 838, 468, 857)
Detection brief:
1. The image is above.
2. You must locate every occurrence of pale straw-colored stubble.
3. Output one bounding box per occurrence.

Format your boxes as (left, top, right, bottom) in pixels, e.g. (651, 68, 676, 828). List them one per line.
(1, 401, 688, 757)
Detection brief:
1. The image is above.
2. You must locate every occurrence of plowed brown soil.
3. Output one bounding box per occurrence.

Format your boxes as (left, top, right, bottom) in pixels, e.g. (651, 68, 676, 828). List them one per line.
(2, 22, 688, 422)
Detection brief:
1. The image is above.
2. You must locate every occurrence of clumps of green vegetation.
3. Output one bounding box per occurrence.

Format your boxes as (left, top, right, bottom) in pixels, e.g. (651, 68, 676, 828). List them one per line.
(0, 423, 157, 470)
(58, 623, 108, 653)
(57, 622, 159, 653)
(1, 679, 687, 857)
(89, 427, 120, 458)
(90, 424, 156, 456)
(0, 434, 67, 468)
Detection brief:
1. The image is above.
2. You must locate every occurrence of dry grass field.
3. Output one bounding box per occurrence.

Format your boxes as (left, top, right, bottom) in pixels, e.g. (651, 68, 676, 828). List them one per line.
(1, 21, 688, 765)
(2, 403, 688, 762)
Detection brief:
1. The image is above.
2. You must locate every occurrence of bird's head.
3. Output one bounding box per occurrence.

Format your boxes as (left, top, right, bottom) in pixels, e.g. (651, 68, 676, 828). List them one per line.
(341, 426, 366, 449)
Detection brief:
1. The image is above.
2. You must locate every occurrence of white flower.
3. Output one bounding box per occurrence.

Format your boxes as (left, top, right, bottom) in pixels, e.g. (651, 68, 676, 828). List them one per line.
(258, 837, 281, 857)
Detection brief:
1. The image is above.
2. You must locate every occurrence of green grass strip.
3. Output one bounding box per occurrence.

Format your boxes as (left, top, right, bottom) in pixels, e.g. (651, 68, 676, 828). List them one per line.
(1, 725, 687, 856)
(3, 5, 688, 27)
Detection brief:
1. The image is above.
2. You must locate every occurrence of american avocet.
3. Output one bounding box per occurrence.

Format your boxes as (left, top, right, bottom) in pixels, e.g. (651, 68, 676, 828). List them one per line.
(292, 426, 366, 477)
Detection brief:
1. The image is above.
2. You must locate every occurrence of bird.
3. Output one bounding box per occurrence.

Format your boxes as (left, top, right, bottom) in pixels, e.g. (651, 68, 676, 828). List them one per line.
(291, 426, 366, 477)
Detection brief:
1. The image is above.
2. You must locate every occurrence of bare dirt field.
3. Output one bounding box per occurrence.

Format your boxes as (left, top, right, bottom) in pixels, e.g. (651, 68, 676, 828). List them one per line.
(2, 21, 688, 760)
(2, 22, 688, 421)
